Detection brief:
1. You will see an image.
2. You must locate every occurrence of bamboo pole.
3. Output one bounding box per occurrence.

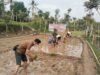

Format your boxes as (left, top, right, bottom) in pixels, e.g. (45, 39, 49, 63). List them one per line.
(98, 24, 100, 48)
(86, 40, 100, 66)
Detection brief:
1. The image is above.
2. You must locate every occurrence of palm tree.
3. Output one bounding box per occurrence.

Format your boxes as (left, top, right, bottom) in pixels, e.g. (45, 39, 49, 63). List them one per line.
(10, 0, 14, 21)
(55, 9, 60, 23)
(63, 8, 72, 29)
(31, 0, 37, 19)
(67, 8, 72, 14)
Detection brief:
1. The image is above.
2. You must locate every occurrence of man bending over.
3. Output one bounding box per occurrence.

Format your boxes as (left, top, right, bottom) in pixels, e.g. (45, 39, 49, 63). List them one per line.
(12, 38, 41, 75)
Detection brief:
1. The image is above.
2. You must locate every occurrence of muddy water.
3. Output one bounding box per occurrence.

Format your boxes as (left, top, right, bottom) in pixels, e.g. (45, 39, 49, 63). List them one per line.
(38, 38, 83, 58)
(0, 51, 79, 75)
(0, 35, 83, 75)
(65, 38, 83, 58)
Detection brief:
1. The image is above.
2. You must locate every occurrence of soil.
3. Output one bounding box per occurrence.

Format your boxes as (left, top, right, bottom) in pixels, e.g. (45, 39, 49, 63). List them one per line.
(0, 34, 97, 75)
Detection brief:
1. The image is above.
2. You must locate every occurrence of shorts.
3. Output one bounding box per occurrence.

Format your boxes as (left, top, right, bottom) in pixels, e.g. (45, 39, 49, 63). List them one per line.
(15, 51, 27, 65)
(48, 39, 53, 44)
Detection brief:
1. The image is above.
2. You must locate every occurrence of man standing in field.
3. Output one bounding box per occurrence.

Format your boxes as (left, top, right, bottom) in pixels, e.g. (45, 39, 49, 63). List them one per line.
(52, 29, 58, 46)
(12, 38, 41, 75)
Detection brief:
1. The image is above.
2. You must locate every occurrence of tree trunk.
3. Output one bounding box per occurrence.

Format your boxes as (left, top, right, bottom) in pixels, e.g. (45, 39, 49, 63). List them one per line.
(11, 9, 14, 21)
(86, 26, 89, 37)
(16, 15, 17, 21)
(6, 23, 8, 33)
(44, 20, 47, 34)
(97, 25, 100, 48)
(85, 21, 88, 37)
(22, 25, 24, 32)
(39, 18, 42, 32)
(32, 6, 34, 19)
(92, 35, 94, 44)
(20, 19, 24, 32)
(89, 24, 93, 37)
(74, 21, 75, 31)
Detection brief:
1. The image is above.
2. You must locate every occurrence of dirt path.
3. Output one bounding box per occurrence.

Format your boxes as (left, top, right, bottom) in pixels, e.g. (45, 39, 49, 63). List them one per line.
(82, 40, 97, 75)
(0, 35, 97, 75)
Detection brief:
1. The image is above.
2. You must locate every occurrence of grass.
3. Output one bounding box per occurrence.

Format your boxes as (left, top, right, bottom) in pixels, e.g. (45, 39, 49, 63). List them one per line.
(87, 38, 100, 74)
(72, 31, 85, 37)
(87, 38, 100, 62)
(0, 21, 50, 33)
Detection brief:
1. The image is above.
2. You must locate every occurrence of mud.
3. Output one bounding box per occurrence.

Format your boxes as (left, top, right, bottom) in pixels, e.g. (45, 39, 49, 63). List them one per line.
(0, 35, 97, 75)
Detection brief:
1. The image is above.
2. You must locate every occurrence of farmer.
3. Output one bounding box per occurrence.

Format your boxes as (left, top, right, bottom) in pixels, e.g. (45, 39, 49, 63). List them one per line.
(52, 29, 58, 46)
(47, 35, 54, 51)
(48, 35, 54, 44)
(56, 34, 62, 43)
(66, 30, 72, 37)
(12, 38, 41, 75)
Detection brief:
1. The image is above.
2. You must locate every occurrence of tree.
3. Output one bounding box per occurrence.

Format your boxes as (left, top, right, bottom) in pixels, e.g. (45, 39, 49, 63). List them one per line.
(43, 12, 49, 20)
(64, 14, 70, 23)
(84, 0, 100, 15)
(11, 1, 28, 21)
(55, 9, 60, 23)
(43, 11, 50, 33)
(67, 8, 72, 14)
(31, 0, 37, 19)
(10, 0, 14, 20)
(38, 10, 43, 18)
(63, 8, 72, 25)
(49, 16, 55, 23)
(83, 13, 94, 37)
(37, 10, 44, 32)
(84, 0, 97, 37)
(0, 0, 4, 18)
(77, 19, 86, 30)
(3, 12, 11, 34)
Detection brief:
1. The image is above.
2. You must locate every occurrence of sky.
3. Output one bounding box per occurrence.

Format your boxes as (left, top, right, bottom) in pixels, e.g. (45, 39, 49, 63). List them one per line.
(5, 0, 100, 22)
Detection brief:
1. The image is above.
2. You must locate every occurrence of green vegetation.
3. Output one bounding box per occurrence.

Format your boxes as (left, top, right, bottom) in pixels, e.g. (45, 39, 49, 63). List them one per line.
(87, 37, 100, 62)
(87, 37, 100, 74)
(0, 21, 49, 34)
(72, 31, 85, 37)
